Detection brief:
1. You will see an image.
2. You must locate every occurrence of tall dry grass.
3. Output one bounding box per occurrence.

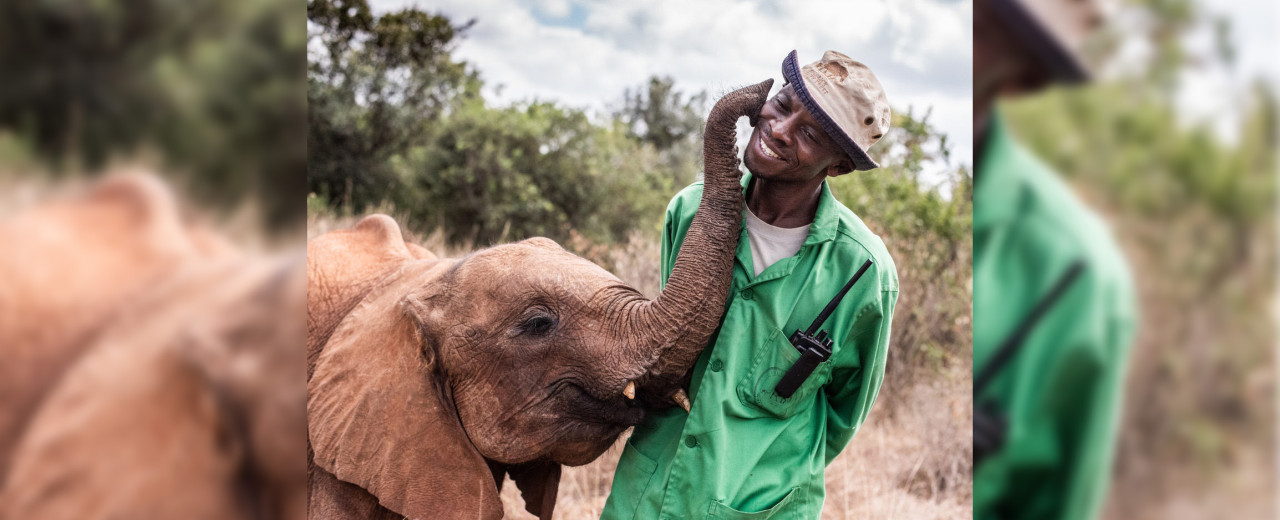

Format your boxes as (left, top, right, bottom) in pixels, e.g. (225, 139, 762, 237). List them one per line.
(308, 205, 973, 519)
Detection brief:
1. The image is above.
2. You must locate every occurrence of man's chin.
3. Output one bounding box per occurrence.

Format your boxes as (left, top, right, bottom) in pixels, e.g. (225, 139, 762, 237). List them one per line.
(744, 160, 784, 182)
(743, 149, 774, 179)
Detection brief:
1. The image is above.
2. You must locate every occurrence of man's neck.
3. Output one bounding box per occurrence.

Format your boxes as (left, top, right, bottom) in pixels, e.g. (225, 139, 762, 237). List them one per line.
(745, 174, 824, 228)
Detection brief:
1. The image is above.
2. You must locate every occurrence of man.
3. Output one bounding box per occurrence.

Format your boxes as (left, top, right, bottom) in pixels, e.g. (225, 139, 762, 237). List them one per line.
(601, 50, 898, 519)
(972, 1, 1136, 519)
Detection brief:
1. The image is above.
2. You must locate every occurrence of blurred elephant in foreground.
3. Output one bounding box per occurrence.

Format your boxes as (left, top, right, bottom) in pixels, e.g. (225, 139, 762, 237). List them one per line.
(307, 79, 773, 519)
(0, 173, 306, 520)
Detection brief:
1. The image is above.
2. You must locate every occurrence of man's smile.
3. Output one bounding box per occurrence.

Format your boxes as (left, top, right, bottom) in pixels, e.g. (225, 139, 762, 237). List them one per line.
(758, 132, 785, 162)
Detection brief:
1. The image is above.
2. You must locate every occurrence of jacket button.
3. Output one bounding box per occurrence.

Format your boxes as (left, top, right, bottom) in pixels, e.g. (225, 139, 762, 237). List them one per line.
(741, 289, 754, 300)
(684, 435, 698, 448)
(710, 359, 723, 372)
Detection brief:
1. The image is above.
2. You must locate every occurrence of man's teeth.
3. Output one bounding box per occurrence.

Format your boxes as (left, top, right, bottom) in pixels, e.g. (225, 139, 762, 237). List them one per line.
(759, 138, 781, 160)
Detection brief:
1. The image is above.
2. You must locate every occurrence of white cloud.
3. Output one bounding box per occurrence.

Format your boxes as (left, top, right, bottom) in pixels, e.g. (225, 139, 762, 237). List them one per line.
(533, 0, 572, 19)
(369, 0, 974, 176)
(1158, 0, 1278, 144)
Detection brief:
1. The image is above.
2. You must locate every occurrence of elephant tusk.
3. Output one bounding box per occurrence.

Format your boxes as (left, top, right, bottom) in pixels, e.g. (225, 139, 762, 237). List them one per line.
(623, 381, 636, 400)
(671, 389, 691, 413)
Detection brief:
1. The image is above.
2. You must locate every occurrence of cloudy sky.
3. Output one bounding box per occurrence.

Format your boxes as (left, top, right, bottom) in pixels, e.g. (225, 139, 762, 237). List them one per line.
(1172, 0, 1279, 143)
(369, 0, 974, 178)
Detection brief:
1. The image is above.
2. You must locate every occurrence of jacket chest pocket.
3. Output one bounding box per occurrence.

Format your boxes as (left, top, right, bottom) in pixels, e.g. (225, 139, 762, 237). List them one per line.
(735, 327, 832, 418)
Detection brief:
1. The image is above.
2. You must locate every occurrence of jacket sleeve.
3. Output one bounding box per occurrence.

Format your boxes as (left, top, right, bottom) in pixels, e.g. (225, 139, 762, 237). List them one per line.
(821, 285, 898, 465)
(1017, 283, 1132, 520)
(659, 199, 679, 291)
(1053, 312, 1132, 520)
(660, 183, 701, 290)
(978, 268, 1135, 520)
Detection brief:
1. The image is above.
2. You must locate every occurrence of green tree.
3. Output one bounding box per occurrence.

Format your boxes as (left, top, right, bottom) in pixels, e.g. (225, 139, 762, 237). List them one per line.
(306, 0, 479, 211)
(392, 98, 676, 246)
(616, 76, 707, 151)
(0, 0, 307, 227)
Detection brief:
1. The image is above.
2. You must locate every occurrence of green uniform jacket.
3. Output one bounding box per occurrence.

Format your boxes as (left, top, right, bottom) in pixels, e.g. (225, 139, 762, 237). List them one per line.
(601, 173, 898, 520)
(973, 115, 1137, 520)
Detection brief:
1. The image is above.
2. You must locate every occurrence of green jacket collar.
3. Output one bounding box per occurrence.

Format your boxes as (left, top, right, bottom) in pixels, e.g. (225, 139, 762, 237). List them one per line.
(974, 114, 1023, 232)
(739, 171, 839, 247)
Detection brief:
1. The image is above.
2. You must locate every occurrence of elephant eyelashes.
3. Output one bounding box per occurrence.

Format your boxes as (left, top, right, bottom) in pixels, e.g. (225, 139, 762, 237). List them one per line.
(519, 314, 557, 336)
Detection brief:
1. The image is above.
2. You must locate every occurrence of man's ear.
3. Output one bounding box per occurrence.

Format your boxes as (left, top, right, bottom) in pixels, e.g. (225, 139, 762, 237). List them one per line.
(825, 158, 855, 178)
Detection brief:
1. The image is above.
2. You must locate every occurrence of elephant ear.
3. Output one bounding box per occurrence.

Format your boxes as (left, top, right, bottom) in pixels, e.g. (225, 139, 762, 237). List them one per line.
(507, 460, 562, 520)
(308, 263, 503, 520)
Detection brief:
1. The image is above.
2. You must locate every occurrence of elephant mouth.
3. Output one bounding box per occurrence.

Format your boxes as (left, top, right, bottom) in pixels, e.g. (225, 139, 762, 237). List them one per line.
(550, 379, 645, 428)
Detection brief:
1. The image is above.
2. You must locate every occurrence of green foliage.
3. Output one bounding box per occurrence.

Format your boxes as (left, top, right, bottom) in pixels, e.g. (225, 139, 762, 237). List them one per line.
(307, 0, 480, 211)
(1004, 80, 1276, 253)
(0, 0, 306, 227)
(391, 98, 679, 245)
(307, 1, 709, 245)
(616, 76, 707, 151)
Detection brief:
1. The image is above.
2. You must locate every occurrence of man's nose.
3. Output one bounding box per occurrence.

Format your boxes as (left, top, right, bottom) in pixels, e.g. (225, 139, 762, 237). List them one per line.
(771, 113, 797, 146)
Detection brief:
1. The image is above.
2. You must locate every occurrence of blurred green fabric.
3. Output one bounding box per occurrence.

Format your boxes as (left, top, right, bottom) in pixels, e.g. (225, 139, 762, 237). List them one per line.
(973, 113, 1137, 520)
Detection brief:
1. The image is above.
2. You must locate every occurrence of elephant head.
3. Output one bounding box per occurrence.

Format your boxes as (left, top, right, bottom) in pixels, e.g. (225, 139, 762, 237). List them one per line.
(306, 79, 773, 520)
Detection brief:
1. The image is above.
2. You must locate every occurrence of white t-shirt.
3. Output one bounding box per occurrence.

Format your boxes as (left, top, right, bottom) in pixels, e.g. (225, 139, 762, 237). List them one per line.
(744, 207, 810, 276)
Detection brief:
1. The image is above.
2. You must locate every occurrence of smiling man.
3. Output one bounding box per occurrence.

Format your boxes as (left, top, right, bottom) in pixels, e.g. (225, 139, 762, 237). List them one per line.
(600, 50, 899, 519)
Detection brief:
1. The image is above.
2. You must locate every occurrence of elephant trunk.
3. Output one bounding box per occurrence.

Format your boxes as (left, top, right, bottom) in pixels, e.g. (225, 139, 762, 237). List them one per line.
(614, 79, 773, 407)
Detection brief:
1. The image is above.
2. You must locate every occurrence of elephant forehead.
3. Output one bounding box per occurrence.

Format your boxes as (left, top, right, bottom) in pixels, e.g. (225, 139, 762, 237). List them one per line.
(461, 244, 623, 293)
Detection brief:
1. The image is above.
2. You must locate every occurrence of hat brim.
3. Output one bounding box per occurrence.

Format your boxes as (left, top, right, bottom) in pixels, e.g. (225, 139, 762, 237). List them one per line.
(781, 50, 879, 171)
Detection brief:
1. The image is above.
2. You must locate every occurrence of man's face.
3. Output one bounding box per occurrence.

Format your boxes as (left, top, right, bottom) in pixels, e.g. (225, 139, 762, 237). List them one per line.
(743, 84, 851, 183)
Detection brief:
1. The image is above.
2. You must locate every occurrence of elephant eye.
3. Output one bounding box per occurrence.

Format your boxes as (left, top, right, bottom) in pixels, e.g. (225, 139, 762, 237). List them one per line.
(519, 314, 557, 337)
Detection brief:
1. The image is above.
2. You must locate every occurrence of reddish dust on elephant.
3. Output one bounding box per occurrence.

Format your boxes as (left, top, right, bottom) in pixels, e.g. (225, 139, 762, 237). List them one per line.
(0, 173, 306, 520)
(306, 79, 773, 519)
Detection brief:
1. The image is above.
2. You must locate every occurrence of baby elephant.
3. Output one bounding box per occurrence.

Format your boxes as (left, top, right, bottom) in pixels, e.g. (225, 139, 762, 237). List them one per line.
(306, 79, 773, 519)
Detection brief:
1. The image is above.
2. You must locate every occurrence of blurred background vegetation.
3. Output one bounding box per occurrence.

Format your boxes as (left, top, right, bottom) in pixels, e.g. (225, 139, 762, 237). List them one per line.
(0, 0, 306, 230)
(1001, 0, 1277, 517)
